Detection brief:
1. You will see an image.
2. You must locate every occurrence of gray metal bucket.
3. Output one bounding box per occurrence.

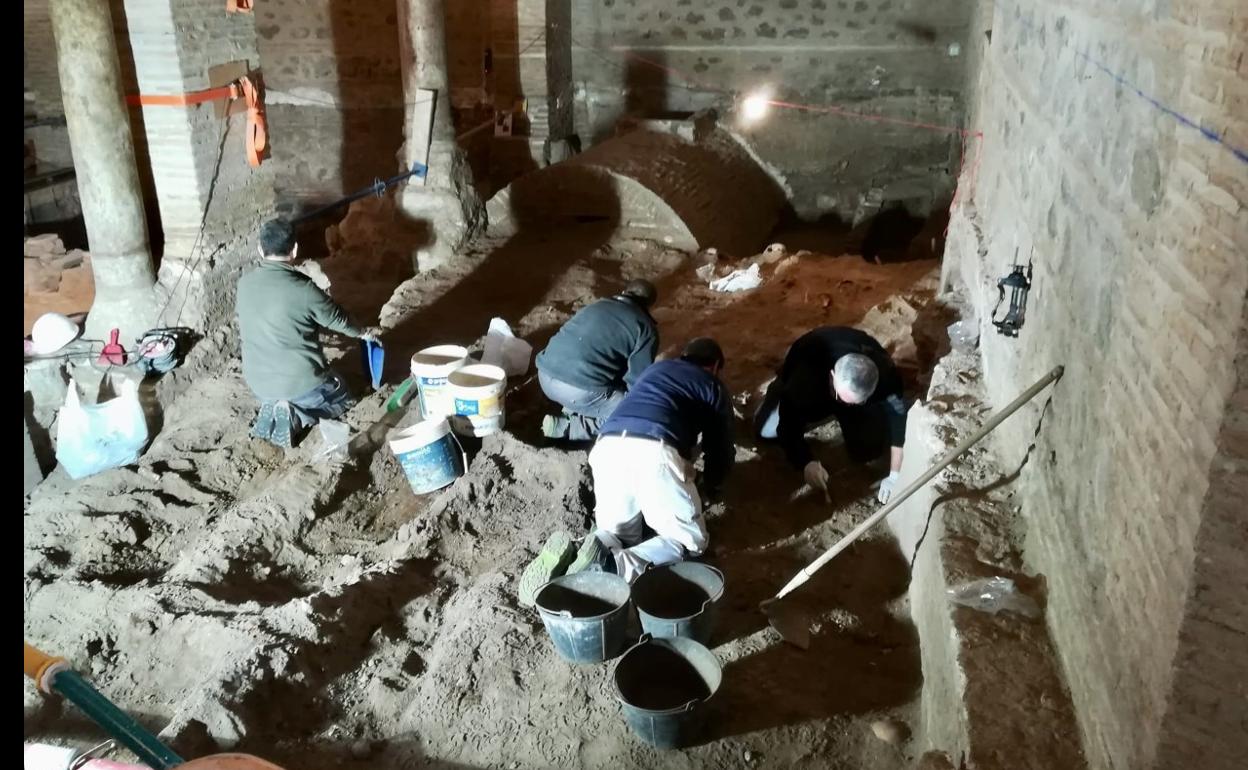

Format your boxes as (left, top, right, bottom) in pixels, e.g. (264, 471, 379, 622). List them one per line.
(534, 572, 631, 664)
(612, 635, 722, 749)
(631, 562, 725, 644)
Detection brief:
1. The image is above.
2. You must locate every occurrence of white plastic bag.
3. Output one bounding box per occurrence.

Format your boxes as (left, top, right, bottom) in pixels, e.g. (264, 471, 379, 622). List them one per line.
(947, 576, 1041, 619)
(314, 419, 352, 462)
(481, 317, 533, 377)
(709, 263, 763, 293)
(55, 379, 149, 480)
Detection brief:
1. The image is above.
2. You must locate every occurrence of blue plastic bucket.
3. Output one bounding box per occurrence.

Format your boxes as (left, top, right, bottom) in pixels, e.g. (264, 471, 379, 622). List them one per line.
(535, 572, 632, 664)
(387, 417, 464, 495)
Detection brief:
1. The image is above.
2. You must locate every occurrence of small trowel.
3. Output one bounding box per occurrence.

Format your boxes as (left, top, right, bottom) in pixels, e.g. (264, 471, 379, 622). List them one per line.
(360, 337, 385, 391)
(787, 482, 832, 505)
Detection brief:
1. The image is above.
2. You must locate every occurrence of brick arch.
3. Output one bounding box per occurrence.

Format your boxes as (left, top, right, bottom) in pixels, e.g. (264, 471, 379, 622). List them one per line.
(487, 125, 786, 256)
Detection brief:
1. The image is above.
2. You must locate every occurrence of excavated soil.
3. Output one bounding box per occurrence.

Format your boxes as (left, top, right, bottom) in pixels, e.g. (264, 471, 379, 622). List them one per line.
(24, 211, 951, 769)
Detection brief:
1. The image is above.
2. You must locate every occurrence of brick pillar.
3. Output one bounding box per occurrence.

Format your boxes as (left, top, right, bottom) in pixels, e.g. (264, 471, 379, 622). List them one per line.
(491, 0, 575, 165)
(49, 0, 157, 342)
(396, 0, 483, 271)
(117, 0, 274, 329)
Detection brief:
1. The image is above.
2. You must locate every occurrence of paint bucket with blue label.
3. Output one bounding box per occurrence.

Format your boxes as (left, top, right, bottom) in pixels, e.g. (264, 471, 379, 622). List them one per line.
(410, 345, 469, 418)
(448, 363, 507, 437)
(387, 416, 465, 495)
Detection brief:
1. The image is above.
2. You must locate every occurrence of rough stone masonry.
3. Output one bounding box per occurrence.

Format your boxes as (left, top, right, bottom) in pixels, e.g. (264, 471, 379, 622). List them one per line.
(571, 0, 975, 220)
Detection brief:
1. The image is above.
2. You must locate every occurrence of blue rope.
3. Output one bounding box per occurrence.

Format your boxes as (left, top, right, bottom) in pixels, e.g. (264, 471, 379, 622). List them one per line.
(1074, 48, 1247, 164)
(1012, 8, 1247, 164)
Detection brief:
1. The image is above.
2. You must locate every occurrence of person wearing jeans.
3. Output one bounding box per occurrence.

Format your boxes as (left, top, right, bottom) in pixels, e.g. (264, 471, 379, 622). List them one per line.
(534, 280, 659, 441)
(519, 339, 735, 599)
(253, 372, 355, 449)
(236, 219, 376, 449)
(535, 370, 627, 441)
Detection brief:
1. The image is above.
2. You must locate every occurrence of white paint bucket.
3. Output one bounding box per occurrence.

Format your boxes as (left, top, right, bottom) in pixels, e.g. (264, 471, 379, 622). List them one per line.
(387, 416, 465, 494)
(448, 363, 507, 437)
(410, 345, 469, 419)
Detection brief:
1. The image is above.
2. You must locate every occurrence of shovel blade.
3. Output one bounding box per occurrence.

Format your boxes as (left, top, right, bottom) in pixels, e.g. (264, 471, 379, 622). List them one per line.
(761, 600, 812, 650)
(179, 754, 287, 770)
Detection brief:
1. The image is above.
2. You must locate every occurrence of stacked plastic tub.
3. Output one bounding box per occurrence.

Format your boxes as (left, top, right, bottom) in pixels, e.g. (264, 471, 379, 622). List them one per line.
(388, 346, 470, 495)
(388, 345, 511, 496)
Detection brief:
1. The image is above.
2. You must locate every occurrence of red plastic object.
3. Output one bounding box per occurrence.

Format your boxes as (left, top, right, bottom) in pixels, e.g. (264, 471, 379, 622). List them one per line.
(98, 329, 126, 366)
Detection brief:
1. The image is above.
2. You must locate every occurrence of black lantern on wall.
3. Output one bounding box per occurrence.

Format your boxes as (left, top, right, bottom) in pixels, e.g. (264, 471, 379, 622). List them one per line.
(992, 264, 1033, 338)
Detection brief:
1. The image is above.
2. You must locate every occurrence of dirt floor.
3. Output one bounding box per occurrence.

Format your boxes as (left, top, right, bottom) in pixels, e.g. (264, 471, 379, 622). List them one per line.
(24, 205, 952, 769)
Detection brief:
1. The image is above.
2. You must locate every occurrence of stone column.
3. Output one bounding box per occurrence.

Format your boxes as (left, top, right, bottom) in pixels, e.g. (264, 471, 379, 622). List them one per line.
(396, 0, 484, 271)
(48, 0, 156, 342)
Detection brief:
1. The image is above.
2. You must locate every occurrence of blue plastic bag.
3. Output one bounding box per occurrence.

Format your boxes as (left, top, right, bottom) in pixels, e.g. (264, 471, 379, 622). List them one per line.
(54, 379, 149, 480)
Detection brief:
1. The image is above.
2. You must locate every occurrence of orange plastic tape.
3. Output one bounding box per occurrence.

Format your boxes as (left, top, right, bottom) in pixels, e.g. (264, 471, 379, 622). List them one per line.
(238, 75, 267, 167)
(125, 77, 267, 167)
(125, 84, 237, 107)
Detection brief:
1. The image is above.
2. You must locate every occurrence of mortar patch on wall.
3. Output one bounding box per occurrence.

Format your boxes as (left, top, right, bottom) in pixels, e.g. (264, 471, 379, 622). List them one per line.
(1129, 148, 1163, 217)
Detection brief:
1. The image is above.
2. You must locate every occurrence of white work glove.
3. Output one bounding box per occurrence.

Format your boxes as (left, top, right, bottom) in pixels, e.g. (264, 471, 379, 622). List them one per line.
(803, 461, 830, 492)
(876, 470, 902, 504)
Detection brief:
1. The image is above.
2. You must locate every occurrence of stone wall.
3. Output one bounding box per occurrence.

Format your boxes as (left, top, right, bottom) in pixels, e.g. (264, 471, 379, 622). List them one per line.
(570, 0, 974, 220)
(1153, 307, 1248, 770)
(254, 0, 492, 207)
(941, 1, 1248, 768)
(888, 349, 1086, 769)
(24, 0, 74, 168)
(255, 0, 406, 206)
(449, 0, 492, 107)
(25, 0, 274, 330)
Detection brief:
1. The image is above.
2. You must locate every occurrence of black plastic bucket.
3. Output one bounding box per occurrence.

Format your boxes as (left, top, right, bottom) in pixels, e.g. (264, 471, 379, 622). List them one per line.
(534, 572, 631, 664)
(631, 562, 725, 644)
(612, 635, 722, 749)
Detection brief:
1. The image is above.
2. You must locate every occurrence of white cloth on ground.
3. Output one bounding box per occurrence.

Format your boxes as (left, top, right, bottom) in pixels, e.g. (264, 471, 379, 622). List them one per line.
(588, 435, 708, 582)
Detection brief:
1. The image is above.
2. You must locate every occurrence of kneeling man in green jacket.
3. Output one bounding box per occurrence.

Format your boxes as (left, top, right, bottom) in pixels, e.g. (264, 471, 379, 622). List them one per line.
(236, 219, 374, 448)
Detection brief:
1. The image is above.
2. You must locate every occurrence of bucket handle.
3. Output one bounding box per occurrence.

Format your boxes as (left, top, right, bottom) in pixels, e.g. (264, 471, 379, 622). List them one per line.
(697, 564, 726, 614)
(615, 634, 704, 714)
(449, 429, 468, 472)
(609, 634, 653, 690)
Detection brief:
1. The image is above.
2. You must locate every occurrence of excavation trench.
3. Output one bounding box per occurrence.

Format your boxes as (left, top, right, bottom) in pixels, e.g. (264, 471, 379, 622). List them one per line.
(25, 212, 950, 769)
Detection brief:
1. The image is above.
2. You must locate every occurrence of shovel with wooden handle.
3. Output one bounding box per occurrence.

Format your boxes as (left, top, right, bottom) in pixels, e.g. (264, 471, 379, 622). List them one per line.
(24, 641, 287, 769)
(762, 365, 1064, 649)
